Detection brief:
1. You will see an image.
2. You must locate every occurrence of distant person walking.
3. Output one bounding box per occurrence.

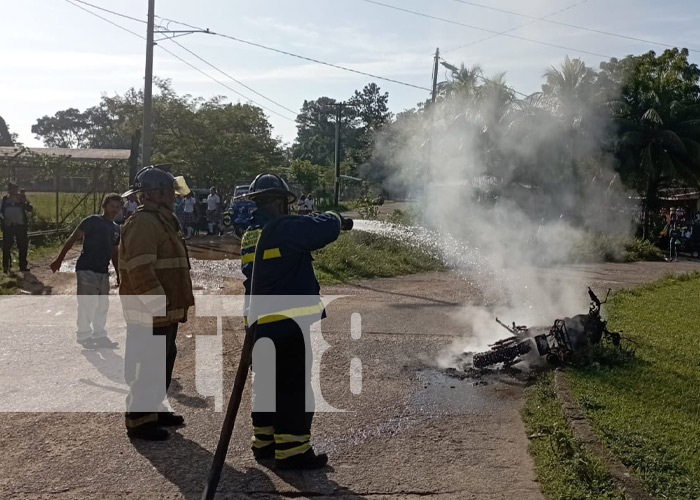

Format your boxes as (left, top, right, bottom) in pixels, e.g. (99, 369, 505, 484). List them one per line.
(207, 187, 221, 235)
(50, 194, 123, 349)
(181, 191, 197, 239)
(305, 193, 315, 213)
(0, 182, 33, 273)
(297, 194, 307, 215)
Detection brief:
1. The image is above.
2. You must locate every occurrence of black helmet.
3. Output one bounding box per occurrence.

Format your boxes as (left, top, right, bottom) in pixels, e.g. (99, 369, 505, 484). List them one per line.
(122, 165, 190, 197)
(240, 173, 296, 203)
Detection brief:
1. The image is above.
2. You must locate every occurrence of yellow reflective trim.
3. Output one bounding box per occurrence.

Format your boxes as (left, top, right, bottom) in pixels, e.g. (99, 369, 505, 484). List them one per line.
(153, 257, 189, 269)
(257, 303, 324, 325)
(263, 248, 281, 260)
(275, 442, 311, 460)
(241, 229, 261, 249)
(241, 253, 255, 264)
(122, 253, 157, 271)
(254, 426, 275, 435)
(274, 434, 311, 444)
(125, 413, 158, 428)
(251, 437, 275, 448)
(325, 211, 342, 224)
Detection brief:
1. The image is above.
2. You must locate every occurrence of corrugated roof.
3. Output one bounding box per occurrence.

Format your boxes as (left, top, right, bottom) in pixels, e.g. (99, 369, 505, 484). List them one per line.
(0, 146, 131, 160)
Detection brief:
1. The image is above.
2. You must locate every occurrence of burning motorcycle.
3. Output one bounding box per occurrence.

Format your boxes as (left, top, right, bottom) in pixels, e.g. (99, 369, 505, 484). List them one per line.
(469, 288, 626, 369)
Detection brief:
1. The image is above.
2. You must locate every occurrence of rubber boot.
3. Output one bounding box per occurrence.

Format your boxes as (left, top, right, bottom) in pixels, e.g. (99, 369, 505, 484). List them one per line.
(276, 449, 328, 470)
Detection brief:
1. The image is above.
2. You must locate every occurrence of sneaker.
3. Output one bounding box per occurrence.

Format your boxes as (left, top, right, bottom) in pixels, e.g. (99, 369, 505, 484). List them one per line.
(77, 338, 96, 349)
(252, 445, 275, 462)
(127, 425, 170, 441)
(92, 337, 119, 349)
(276, 449, 328, 470)
(157, 412, 185, 427)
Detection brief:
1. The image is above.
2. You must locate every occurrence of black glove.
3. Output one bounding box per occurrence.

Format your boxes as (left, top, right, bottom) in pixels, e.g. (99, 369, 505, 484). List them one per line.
(341, 216, 353, 231)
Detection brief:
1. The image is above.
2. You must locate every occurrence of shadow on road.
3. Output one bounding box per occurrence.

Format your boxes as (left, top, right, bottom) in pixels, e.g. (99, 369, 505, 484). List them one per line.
(132, 432, 276, 499)
(271, 466, 369, 499)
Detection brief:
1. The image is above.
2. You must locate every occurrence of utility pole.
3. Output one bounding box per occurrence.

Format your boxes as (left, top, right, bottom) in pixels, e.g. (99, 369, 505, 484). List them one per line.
(141, 0, 156, 170)
(431, 47, 440, 104)
(333, 102, 343, 207)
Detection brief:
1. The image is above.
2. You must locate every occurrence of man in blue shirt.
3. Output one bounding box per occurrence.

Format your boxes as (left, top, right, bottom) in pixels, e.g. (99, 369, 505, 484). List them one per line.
(51, 193, 123, 348)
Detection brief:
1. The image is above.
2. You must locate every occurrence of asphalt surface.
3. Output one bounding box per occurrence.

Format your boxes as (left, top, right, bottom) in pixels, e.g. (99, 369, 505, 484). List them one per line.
(2, 239, 699, 499)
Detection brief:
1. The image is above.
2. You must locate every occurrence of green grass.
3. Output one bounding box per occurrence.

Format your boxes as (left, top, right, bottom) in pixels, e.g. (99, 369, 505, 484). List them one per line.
(522, 373, 623, 499)
(524, 274, 700, 499)
(566, 274, 700, 499)
(29, 192, 99, 229)
(313, 230, 444, 284)
(568, 234, 664, 264)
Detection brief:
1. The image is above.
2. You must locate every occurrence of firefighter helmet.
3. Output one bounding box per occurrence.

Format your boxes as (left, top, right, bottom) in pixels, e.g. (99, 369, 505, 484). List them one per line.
(122, 165, 190, 197)
(239, 173, 296, 203)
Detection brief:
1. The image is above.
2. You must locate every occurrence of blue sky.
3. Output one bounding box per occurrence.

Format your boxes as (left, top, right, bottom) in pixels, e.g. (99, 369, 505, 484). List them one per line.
(2, 0, 699, 147)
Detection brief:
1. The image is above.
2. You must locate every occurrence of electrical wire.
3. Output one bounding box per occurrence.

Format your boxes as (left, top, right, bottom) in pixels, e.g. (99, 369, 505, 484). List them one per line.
(359, 0, 613, 58)
(62, 0, 297, 121)
(69, 0, 146, 24)
(445, 0, 700, 52)
(156, 15, 433, 92)
(167, 39, 299, 116)
(442, 0, 590, 54)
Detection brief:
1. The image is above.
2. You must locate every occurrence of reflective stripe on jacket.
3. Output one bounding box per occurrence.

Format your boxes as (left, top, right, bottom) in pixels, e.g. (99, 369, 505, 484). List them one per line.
(119, 200, 194, 327)
(241, 210, 341, 325)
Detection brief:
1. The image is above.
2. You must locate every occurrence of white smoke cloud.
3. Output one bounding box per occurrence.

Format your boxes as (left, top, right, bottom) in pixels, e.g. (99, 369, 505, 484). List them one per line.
(370, 76, 637, 369)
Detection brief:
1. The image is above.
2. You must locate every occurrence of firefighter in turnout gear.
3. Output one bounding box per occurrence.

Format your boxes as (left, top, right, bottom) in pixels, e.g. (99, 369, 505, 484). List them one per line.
(239, 173, 352, 470)
(119, 166, 195, 441)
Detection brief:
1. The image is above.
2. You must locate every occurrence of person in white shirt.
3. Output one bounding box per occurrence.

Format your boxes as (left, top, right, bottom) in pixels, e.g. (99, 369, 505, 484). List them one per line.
(304, 193, 314, 213)
(181, 192, 197, 239)
(206, 187, 221, 235)
(122, 194, 139, 220)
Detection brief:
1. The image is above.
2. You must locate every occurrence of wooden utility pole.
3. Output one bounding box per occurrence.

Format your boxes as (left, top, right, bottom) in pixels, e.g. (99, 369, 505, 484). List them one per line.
(142, 0, 156, 168)
(431, 47, 440, 104)
(334, 102, 343, 207)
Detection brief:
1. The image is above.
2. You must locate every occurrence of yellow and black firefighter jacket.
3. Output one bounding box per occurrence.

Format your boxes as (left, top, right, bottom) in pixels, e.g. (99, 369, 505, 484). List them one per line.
(118, 200, 194, 327)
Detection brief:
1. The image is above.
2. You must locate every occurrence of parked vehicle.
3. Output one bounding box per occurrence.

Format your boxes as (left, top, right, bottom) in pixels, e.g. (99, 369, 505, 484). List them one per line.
(221, 184, 255, 237)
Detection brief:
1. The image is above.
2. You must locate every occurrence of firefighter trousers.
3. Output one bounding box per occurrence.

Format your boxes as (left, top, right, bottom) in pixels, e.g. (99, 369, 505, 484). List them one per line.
(250, 318, 315, 460)
(124, 323, 178, 429)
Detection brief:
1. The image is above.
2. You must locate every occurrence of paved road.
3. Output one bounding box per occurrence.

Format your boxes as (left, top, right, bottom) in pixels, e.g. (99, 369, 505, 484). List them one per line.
(2, 254, 698, 499)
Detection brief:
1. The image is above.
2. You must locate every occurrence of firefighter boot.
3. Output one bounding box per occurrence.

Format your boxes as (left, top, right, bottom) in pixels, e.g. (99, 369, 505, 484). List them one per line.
(276, 449, 328, 470)
(158, 411, 185, 427)
(127, 424, 169, 441)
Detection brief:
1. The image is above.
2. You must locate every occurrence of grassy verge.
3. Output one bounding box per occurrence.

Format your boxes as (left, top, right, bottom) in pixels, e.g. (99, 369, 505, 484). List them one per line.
(29, 192, 96, 229)
(569, 234, 664, 263)
(313, 230, 444, 284)
(522, 373, 623, 499)
(567, 274, 700, 499)
(524, 273, 700, 499)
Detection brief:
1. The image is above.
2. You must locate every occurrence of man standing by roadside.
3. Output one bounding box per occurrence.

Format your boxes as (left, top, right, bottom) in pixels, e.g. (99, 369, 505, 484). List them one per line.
(119, 166, 194, 441)
(123, 194, 139, 220)
(50, 194, 123, 349)
(0, 182, 33, 273)
(206, 186, 221, 235)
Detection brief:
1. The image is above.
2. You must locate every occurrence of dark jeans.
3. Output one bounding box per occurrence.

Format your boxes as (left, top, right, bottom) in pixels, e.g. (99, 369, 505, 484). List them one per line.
(251, 319, 314, 454)
(124, 323, 178, 429)
(2, 224, 28, 270)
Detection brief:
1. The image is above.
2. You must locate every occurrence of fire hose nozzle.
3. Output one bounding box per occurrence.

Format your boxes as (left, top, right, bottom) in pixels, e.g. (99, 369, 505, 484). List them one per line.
(341, 217, 354, 231)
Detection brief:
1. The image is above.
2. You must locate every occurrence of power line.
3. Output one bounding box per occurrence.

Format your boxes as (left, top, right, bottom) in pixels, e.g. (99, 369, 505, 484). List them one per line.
(167, 39, 299, 116)
(359, 0, 613, 59)
(445, 0, 700, 53)
(62, 0, 296, 121)
(443, 0, 590, 54)
(70, 0, 146, 24)
(156, 15, 433, 92)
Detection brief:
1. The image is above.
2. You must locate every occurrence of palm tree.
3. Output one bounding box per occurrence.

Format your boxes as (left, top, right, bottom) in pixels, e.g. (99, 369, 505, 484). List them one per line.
(437, 63, 483, 100)
(615, 93, 700, 237)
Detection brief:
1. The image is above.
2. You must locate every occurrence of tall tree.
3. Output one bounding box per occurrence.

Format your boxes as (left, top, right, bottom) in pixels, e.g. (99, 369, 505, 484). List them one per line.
(0, 116, 16, 146)
(603, 48, 700, 236)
